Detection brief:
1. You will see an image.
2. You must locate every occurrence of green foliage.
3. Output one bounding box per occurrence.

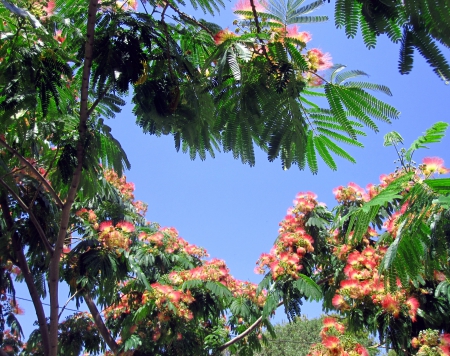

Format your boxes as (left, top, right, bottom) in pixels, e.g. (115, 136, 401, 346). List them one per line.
(333, 0, 450, 82)
(262, 0, 329, 25)
(405, 121, 449, 161)
(254, 316, 380, 356)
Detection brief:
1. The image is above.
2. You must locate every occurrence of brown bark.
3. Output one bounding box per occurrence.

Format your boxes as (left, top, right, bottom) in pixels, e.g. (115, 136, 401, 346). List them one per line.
(84, 292, 119, 354)
(0, 194, 50, 356)
(47, 0, 99, 354)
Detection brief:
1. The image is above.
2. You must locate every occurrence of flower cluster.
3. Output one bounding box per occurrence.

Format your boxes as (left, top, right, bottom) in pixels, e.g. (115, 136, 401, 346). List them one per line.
(255, 192, 318, 280)
(419, 157, 450, 177)
(1, 329, 24, 354)
(219, 0, 333, 86)
(76, 208, 99, 227)
(29, 0, 55, 19)
(411, 330, 450, 355)
(98, 220, 134, 253)
(308, 317, 369, 356)
(233, 0, 266, 16)
(306, 48, 332, 72)
(103, 289, 140, 320)
(382, 202, 409, 238)
(104, 169, 136, 201)
(332, 182, 369, 203)
(331, 240, 420, 321)
(139, 227, 209, 258)
(143, 283, 195, 322)
(169, 259, 266, 306)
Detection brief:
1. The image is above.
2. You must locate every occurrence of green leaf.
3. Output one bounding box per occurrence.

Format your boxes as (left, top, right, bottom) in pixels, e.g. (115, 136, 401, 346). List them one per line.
(314, 135, 337, 170)
(293, 274, 322, 301)
(262, 294, 279, 318)
(424, 178, 450, 194)
(306, 130, 318, 174)
(123, 334, 142, 351)
(405, 121, 449, 161)
(381, 237, 400, 271)
(383, 131, 404, 147)
(325, 84, 356, 139)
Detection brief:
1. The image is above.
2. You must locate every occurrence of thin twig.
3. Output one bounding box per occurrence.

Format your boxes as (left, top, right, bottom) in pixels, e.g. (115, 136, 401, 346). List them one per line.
(165, 2, 214, 37)
(299, 101, 319, 136)
(59, 289, 83, 320)
(249, 0, 271, 62)
(87, 83, 113, 117)
(309, 71, 331, 85)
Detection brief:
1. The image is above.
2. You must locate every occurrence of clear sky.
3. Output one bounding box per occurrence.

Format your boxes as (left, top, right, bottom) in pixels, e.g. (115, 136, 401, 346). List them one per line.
(15, 0, 450, 337)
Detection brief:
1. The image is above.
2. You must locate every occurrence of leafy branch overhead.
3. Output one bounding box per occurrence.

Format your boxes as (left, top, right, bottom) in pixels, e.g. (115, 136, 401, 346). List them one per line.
(133, 0, 400, 173)
(332, 0, 450, 82)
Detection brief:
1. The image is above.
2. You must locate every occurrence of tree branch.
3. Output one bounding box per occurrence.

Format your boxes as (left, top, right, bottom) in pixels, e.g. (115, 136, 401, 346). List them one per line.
(0, 193, 50, 356)
(84, 292, 119, 354)
(59, 289, 82, 320)
(218, 275, 332, 351)
(87, 83, 113, 117)
(0, 138, 63, 209)
(48, 0, 99, 354)
(165, 2, 214, 37)
(0, 178, 54, 255)
(249, 0, 271, 62)
(218, 301, 283, 351)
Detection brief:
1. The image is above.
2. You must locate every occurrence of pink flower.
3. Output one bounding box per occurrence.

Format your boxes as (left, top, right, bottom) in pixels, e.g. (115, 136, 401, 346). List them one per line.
(116, 221, 135, 233)
(406, 297, 419, 322)
(286, 25, 312, 44)
(332, 294, 347, 309)
(116, 0, 138, 11)
(99, 221, 114, 232)
(322, 336, 341, 351)
(43, 0, 55, 17)
(421, 157, 450, 176)
(214, 29, 237, 45)
(307, 48, 332, 71)
(233, 0, 266, 13)
(355, 344, 369, 356)
(381, 294, 400, 318)
(54, 29, 65, 43)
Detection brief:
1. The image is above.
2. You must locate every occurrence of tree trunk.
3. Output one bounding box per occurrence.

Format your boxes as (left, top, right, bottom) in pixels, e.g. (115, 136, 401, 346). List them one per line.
(47, 0, 99, 354)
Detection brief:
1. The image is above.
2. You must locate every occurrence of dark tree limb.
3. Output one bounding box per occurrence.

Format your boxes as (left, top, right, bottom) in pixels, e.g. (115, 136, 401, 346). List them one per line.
(84, 292, 119, 354)
(0, 194, 50, 356)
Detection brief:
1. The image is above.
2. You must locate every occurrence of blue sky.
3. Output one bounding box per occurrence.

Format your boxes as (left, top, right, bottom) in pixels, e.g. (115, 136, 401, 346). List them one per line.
(15, 0, 450, 337)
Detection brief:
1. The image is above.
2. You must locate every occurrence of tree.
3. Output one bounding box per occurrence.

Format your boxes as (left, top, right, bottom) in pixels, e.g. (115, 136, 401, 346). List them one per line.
(254, 316, 379, 356)
(252, 122, 450, 355)
(0, 0, 401, 354)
